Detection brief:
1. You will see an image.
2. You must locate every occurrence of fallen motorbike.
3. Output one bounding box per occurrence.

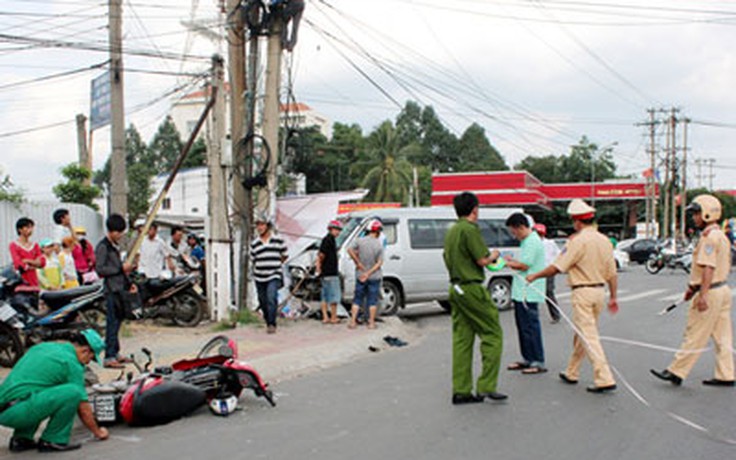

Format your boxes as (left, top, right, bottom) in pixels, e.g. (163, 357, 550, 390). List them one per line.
(129, 272, 206, 327)
(645, 242, 692, 274)
(0, 265, 106, 367)
(90, 335, 275, 425)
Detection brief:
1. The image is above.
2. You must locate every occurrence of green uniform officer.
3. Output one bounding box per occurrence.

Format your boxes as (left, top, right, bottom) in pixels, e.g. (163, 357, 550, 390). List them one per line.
(0, 329, 109, 453)
(443, 192, 507, 404)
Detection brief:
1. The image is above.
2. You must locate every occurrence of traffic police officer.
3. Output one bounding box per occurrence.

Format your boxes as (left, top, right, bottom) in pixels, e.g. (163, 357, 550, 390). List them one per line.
(0, 329, 110, 452)
(527, 199, 619, 393)
(443, 192, 507, 404)
(651, 194, 735, 387)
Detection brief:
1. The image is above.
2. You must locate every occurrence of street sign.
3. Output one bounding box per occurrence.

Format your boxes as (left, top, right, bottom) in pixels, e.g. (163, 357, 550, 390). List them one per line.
(90, 71, 111, 131)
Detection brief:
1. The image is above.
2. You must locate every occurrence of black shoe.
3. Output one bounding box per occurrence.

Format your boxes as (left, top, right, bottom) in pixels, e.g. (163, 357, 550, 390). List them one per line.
(558, 372, 578, 385)
(37, 440, 81, 453)
(9, 437, 36, 453)
(479, 391, 508, 401)
(451, 393, 484, 405)
(650, 369, 682, 386)
(702, 378, 735, 387)
(586, 384, 617, 393)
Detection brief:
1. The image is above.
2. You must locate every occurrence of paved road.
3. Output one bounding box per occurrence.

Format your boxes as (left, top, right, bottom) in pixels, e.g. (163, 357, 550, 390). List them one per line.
(14, 266, 736, 459)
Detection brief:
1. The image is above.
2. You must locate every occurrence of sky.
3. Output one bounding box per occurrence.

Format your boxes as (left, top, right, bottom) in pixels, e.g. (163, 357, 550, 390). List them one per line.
(2, 0, 736, 202)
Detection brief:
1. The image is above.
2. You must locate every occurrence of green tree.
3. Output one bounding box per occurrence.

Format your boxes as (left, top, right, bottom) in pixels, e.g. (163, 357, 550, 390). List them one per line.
(515, 154, 560, 183)
(456, 123, 508, 171)
(184, 138, 207, 169)
(149, 115, 184, 172)
(0, 168, 24, 204)
(53, 163, 101, 210)
(514, 136, 616, 183)
(356, 121, 416, 204)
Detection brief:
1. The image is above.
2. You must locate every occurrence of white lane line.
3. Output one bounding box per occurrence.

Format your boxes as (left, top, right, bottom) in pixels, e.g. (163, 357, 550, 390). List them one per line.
(619, 289, 668, 303)
(557, 288, 630, 300)
(661, 293, 683, 302)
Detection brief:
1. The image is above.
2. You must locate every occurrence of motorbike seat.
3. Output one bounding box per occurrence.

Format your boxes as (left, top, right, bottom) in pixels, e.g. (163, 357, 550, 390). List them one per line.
(146, 276, 189, 291)
(40, 284, 101, 310)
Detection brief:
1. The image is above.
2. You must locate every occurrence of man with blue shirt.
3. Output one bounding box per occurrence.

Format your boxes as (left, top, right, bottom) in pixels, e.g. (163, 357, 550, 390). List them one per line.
(504, 213, 547, 375)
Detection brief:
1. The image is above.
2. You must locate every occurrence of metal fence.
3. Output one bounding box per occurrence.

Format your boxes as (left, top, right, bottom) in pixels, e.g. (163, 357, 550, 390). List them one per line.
(0, 202, 104, 267)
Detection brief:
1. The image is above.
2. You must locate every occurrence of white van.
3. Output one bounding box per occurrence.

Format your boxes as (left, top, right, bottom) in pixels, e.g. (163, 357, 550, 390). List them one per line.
(288, 207, 523, 315)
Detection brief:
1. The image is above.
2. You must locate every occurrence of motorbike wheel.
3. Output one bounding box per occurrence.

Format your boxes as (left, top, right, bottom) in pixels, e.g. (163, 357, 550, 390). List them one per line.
(172, 290, 205, 327)
(77, 305, 107, 336)
(0, 322, 24, 367)
(645, 258, 662, 274)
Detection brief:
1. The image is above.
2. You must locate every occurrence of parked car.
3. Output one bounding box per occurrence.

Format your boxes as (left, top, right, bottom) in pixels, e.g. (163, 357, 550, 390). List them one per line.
(618, 238, 658, 264)
(287, 207, 523, 315)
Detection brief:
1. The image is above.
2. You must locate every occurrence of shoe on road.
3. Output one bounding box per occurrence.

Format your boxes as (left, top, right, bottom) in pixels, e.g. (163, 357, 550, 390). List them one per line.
(650, 369, 682, 386)
(9, 437, 37, 453)
(451, 394, 484, 405)
(702, 378, 735, 387)
(478, 392, 508, 401)
(586, 384, 617, 393)
(37, 440, 81, 453)
(558, 372, 578, 385)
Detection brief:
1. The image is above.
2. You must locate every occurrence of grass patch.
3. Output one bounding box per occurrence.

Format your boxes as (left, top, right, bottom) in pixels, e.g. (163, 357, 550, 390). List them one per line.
(211, 320, 237, 332)
(210, 308, 262, 332)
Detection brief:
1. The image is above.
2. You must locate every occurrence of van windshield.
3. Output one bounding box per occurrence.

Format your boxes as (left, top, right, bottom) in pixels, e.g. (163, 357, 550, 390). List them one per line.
(335, 217, 361, 248)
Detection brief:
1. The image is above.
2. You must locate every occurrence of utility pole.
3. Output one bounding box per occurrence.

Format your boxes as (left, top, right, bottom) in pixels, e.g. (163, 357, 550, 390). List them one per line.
(662, 112, 671, 239)
(226, 0, 247, 311)
(109, 0, 127, 217)
(640, 108, 658, 238)
(707, 158, 716, 190)
(679, 118, 689, 239)
(258, 18, 284, 218)
(695, 158, 703, 189)
(669, 109, 678, 240)
(75, 114, 91, 185)
(207, 55, 233, 322)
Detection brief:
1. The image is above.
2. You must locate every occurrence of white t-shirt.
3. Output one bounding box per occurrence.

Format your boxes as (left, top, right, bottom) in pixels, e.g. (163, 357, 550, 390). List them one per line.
(139, 236, 171, 278)
(542, 238, 561, 266)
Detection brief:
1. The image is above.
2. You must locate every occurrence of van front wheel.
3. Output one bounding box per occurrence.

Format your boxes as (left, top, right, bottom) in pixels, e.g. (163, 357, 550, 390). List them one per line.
(489, 278, 512, 311)
(381, 280, 403, 316)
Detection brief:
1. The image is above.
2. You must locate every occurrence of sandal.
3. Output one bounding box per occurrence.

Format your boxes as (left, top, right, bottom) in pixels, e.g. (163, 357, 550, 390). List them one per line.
(507, 362, 529, 371)
(521, 366, 548, 375)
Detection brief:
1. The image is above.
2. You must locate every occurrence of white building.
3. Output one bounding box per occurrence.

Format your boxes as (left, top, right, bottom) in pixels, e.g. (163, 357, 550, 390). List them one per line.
(170, 85, 331, 140)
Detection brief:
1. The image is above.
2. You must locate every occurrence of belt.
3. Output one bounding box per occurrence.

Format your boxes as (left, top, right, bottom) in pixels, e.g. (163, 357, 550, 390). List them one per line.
(571, 283, 605, 290)
(689, 281, 728, 293)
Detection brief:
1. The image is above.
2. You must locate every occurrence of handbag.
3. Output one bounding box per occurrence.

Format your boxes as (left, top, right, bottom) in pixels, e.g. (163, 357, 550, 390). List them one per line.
(82, 271, 100, 284)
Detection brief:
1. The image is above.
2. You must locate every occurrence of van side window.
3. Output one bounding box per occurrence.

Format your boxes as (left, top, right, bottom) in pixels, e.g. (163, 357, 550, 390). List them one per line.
(383, 223, 397, 245)
(408, 219, 454, 249)
(478, 219, 519, 247)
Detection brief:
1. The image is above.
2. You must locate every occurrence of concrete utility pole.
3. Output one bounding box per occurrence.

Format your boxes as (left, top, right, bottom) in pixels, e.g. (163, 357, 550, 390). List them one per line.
(663, 113, 671, 239)
(207, 55, 233, 322)
(647, 109, 657, 238)
(669, 109, 677, 239)
(707, 158, 716, 190)
(75, 114, 91, 185)
(226, 0, 247, 311)
(258, 18, 284, 218)
(679, 118, 689, 239)
(109, 0, 127, 217)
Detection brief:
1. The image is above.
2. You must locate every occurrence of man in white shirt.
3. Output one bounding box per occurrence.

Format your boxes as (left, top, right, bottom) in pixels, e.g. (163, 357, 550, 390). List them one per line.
(138, 223, 174, 279)
(534, 223, 561, 323)
(52, 209, 75, 243)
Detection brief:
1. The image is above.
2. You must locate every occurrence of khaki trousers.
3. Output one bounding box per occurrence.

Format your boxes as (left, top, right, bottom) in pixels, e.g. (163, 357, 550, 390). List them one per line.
(566, 287, 616, 387)
(669, 286, 734, 381)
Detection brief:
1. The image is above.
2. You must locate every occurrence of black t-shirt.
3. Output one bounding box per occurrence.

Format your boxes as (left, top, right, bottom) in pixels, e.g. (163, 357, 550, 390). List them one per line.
(319, 233, 338, 276)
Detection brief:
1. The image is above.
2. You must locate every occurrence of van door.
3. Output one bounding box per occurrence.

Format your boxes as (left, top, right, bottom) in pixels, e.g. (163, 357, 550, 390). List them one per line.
(401, 218, 455, 302)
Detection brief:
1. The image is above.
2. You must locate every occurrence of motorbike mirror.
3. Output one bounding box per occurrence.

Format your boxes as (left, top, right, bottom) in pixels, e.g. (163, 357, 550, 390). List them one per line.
(142, 347, 152, 357)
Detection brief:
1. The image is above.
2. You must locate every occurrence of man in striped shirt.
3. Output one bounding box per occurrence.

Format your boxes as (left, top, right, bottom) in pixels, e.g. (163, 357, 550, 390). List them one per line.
(250, 215, 288, 334)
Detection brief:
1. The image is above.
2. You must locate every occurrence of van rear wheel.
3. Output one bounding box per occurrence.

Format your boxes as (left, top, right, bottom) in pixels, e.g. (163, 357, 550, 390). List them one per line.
(489, 278, 512, 311)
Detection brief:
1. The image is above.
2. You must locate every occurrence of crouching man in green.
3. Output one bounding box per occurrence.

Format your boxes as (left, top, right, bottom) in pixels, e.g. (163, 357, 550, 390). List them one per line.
(0, 329, 109, 453)
(443, 192, 507, 404)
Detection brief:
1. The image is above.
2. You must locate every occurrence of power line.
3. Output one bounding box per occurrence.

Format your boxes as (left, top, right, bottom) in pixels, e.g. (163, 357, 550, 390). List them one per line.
(0, 61, 106, 91)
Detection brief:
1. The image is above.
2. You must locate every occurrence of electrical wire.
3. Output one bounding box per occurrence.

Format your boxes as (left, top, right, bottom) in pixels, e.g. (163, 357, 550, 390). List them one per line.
(0, 61, 106, 91)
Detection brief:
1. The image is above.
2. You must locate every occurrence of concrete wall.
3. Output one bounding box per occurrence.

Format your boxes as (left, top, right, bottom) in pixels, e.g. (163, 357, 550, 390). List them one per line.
(0, 202, 104, 266)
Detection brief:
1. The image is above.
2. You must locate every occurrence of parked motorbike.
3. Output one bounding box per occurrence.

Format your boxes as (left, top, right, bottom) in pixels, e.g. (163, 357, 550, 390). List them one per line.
(645, 241, 692, 274)
(0, 265, 106, 367)
(90, 335, 275, 425)
(130, 272, 206, 327)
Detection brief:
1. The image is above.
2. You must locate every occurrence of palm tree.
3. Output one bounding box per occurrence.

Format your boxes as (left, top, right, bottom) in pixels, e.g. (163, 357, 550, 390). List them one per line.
(355, 121, 417, 204)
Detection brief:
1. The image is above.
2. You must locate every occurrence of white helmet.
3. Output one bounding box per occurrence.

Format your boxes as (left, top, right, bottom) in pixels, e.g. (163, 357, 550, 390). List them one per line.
(209, 392, 239, 416)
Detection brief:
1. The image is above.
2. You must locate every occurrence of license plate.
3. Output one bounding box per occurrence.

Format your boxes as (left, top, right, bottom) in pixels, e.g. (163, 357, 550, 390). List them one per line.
(192, 284, 203, 295)
(93, 395, 117, 422)
(0, 303, 17, 322)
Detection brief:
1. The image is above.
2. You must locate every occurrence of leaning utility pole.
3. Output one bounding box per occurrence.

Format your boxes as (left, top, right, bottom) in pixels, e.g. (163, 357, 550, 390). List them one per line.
(75, 114, 91, 184)
(109, 0, 127, 217)
(226, 0, 248, 311)
(207, 55, 233, 322)
(258, 18, 284, 218)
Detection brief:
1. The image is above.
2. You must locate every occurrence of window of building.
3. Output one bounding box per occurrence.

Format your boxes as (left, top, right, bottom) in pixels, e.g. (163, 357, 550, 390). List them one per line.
(162, 198, 171, 210)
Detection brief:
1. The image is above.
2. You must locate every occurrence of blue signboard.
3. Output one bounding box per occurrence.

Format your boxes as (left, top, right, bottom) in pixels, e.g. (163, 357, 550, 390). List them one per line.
(90, 71, 111, 130)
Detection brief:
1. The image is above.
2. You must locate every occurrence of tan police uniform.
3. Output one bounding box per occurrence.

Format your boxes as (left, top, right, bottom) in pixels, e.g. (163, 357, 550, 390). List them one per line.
(668, 224, 734, 381)
(553, 226, 617, 388)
